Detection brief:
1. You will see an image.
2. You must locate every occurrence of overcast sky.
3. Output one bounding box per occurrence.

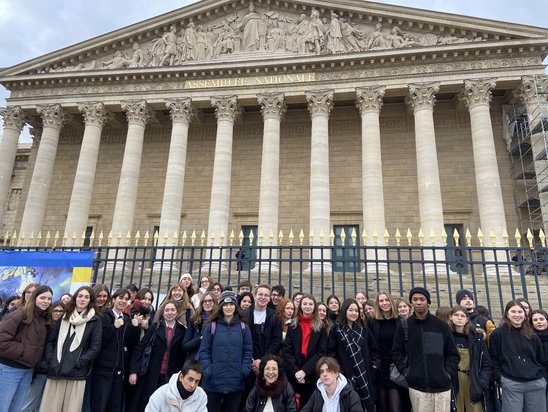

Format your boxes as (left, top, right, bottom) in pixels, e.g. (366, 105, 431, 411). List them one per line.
(1, 0, 547, 141)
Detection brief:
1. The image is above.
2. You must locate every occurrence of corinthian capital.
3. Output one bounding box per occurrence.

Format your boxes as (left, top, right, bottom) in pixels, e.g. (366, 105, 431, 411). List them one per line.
(210, 95, 240, 122)
(356, 86, 386, 115)
(305, 89, 334, 117)
(37, 104, 65, 129)
(407, 82, 440, 112)
(0, 106, 26, 131)
(257, 93, 286, 120)
(461, 78, 497, 110)
(166, 98, 195, 124)
(78, 102, 108, 127)
(121, 100, 150, 126)
(515, 75, 548, 105)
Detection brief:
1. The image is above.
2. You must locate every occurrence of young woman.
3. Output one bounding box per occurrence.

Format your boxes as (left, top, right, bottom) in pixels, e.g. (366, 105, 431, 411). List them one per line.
(489, 300, 547, 411)
(183, 291, 217, 360)
(448, 306, 492, 412)
(368, 292, 407, 412)
(278, 298, 295, 342)
(126, 287, 155, 338)
(191, 275, 212, 309)
(245, 354, 297, 412)
(90, 288, 140, 412)
(40, 286, 102, 412)
(93, 284, 111, 315)
(59, 293, 72, 305)
(128, 300, 187, 412)
(207, 282, 223, 301)
(0, 295, 20, 320)
(363, 299, 375, 320)
(198, 290, 253, 411)
(0, 285, 52, 412)
(156, 282, 194, 328)
(318, 303, 333, 335)
(300, 357, 363, 412)
(179, 272, 196, 300)
(355, 291, 368, 309)
(292, 292, 304, 308)
(21, 300, 64, 412)
(395, 297, 411, 319)
(531, 309, 548, 396)
(283, 293, 328, 408)
(329, 298, 380, 412)
(326, 295, 340, 322)
(239, 292, 255, 311)
(15, 283, 39, 309)
(516, 297, 532, 322)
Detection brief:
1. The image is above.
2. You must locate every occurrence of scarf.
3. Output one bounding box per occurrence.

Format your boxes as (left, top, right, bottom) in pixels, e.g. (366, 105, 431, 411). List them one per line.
(177, 377, 193, 400)
(300, 314, 312, 357)
(256, 373, 288, 398)
(57, 308, 95, 363)
(335, 323, 372, 409)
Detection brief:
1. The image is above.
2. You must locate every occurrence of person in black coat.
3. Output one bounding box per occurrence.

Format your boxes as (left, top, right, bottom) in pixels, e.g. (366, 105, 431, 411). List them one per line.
(183, 291, 217, 360)
(301, 357, 363, 412)
(245, 354, 297, 412)
(283, 293, 328, 409)
(90, 288, 140, 412)
(128, 299, 187, 412)
(448, 306, 493, 412)
(329, 298, 380, 412)
(40, 286, 102, 411)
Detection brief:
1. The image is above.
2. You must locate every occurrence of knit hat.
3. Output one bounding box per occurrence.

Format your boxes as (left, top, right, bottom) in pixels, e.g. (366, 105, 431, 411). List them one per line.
(218, 290, 238, 307)
(409, 287, 431, 304)
(180, 273, 193, 282)
(456, 289, 474, 305)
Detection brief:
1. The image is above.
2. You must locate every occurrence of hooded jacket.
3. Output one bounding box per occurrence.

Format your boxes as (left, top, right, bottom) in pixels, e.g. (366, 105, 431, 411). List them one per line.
(392, 312, 459, 393)
(300, 374, 364, 412)
(145, 372, 208, 412)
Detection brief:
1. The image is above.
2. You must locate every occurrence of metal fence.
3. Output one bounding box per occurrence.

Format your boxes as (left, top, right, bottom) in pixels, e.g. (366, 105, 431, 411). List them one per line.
(2, 241, 546, 318)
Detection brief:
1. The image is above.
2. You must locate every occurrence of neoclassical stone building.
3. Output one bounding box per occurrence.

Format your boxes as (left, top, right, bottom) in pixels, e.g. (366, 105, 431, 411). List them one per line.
(1, 0, 548, 257)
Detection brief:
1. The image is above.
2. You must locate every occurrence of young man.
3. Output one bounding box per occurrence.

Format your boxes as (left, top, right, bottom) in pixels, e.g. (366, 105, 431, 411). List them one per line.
(237, 280, 252, 296)
(145, 360, 207, 412)
(392, 287, 459, 412)
(455, 289, 495, 342)
(269, 284, 286, 310)
(241, 284, 283, 408)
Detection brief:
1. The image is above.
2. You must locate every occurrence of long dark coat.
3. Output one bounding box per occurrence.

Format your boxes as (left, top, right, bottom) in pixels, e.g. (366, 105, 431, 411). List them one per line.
(128, 320, 186, 412)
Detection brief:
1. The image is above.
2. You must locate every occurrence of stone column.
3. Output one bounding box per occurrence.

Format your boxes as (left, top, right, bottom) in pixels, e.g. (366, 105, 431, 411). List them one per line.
(255, 92, 286, 272)
(356, 86, 389, 274)
(64, 103, 108, 245)
(407, 83, 448, 274)
(153, 98, 194, 272)
(20, 104, 64, 241)
(0, 106, 25, 230)
(462, 79, 508, 275)
(206, 96, 239, 271)
(305, 89, 334, 272)
(110, 100, 150, 245)
(462, 79, 507, 244)
(516, 76, 548, 234)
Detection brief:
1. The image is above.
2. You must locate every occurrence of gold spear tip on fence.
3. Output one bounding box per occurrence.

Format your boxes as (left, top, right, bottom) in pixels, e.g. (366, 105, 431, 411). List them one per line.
(477, 228, 484, 247)
(526, 228, 534, 249)
(395, 228, 401, 246)
(539, 229, 546, 247)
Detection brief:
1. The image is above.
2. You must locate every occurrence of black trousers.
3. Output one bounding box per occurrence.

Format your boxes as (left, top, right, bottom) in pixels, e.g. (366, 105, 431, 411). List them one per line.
(207, 391, 243, 412)
(90, 370, 124, 412)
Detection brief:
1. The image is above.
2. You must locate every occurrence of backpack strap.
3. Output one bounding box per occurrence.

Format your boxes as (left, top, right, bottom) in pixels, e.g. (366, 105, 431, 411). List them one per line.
(401, 317, 408, 343)
(240, 321, 246, 334)
(210, 321, 216, 336)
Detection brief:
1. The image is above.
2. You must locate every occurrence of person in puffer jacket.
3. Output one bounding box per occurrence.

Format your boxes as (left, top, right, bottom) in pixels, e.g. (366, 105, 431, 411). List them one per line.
(145, 360, 207, 412)
(198, 290, 253, 411)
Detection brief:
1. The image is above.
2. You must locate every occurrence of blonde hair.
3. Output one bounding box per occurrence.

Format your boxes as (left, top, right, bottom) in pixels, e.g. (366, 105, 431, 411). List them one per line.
(373, 291, 398, 320)
(291, 293, 324, 333)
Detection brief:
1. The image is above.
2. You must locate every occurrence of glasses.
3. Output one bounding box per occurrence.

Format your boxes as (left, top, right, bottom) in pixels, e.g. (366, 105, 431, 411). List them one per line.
(212, 287, 221, 292)
(203, 299, 214, 304)
(200, 280, 210, 285)
(53, 309, 65, 313)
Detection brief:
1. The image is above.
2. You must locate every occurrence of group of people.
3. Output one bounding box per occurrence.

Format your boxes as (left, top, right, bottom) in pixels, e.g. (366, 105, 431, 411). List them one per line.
(0, 275, 546, 412)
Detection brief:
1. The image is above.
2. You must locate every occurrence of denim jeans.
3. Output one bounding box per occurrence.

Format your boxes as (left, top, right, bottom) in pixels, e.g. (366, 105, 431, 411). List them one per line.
(0, 363, 34, 412)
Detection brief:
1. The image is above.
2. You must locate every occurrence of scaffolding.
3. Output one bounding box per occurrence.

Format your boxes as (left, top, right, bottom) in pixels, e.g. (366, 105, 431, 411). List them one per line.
(507, 75, 548, 236)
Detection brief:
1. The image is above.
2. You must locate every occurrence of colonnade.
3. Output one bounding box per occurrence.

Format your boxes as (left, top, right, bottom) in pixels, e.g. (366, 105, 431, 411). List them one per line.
(0, 78, 520, 273)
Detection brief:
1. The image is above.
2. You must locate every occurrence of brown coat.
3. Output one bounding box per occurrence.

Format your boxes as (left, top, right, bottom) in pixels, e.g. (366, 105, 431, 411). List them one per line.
(0, 308, 48, 368)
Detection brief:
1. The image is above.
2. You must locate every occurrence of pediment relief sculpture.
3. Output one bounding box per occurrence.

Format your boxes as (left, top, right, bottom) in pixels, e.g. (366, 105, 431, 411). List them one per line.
(35, 1, 488, 74)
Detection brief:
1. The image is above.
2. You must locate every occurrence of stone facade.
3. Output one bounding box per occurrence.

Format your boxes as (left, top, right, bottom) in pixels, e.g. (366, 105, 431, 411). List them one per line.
(1, 0, 547, 249)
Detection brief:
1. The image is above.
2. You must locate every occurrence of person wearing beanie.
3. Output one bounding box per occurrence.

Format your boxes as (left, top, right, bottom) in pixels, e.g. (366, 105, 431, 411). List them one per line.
(198, 289, 252, 411)
(392, 287, 459, 412)
(456, 289, 495, 343)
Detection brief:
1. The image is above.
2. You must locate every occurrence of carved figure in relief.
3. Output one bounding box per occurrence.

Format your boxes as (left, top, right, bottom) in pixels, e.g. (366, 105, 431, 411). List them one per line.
(160, 25, 179, 66)
(367, 23, 390, 50)
(306, 9, 325, 55)
(267, 21, 285, 51)
(128, 42, 145, 67)
(240, 3, 261, 51)
(7, 189, 21, 212)
(286, 14, 309, 53)
(388, 26, 422, 48)
(327, 11, 345, 53)
(195, 25, 209, 60)
(205, 26, 216, 59)
(183, 22, 198, 61)
(213, 24, 235, 57)
(102, 51, 130, 69)
(340, 18, 366, 52)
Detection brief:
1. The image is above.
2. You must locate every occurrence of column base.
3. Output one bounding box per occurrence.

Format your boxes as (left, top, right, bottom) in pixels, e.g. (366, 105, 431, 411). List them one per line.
(421, 263, 457, 276)
(483, 264, 512, 276)
(102, 261, 128, 273)
(200, 262, 229, 275)
(361, 262, 392, 276)
(251, 262, 279, 274)
(152, 261, 179, 274)
(302, 262, 333, 274)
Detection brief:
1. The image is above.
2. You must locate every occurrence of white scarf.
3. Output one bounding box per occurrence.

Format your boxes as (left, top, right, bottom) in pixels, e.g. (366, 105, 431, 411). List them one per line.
(57, 308, 95, 363)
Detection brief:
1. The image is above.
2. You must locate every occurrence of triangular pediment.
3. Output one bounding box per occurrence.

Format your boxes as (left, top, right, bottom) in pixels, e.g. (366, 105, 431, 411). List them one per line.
(2, 0, 548, 78)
